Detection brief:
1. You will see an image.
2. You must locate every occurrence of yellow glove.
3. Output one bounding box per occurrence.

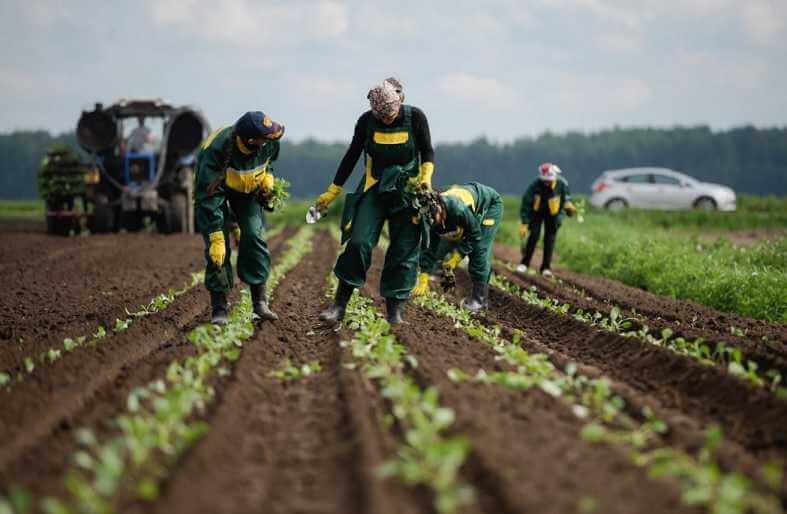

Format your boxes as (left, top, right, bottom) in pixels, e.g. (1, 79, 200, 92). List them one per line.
(208, 231, 226, 267)
(316, 183, 342, 211)
(259, 171, 275, 194)
(412, 272, 430, 296)
(519, 223, 529, 239)
(419, 162, 434, 189)
(564, 202, 577, 217)
(443, 250, 462, 271)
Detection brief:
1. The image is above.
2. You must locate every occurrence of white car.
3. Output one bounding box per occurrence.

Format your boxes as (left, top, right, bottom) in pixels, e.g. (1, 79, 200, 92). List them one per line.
(590, 168, 736, 211)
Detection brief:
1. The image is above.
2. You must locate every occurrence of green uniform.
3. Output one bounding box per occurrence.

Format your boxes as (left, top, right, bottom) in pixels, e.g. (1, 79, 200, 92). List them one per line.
(420, 182, 503, 283)
(195, 126, 280, 293)
(335, 105, 424, 300)
(520, 177, 573, 272)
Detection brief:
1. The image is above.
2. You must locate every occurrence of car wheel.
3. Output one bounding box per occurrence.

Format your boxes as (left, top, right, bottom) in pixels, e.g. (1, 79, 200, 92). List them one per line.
(605, 198, 628, 211)
(694, 197, 717, 210)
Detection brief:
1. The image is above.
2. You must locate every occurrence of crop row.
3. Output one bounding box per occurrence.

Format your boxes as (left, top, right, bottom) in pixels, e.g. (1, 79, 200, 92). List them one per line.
(413, 291, 784, 514)
(490, 268, 786, 399)
(327, 276, 473, 514)
(0, 225, 312, 514)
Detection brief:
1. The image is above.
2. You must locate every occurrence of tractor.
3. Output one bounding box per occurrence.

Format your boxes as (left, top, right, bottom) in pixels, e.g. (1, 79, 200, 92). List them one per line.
(41, 98, 210, 235)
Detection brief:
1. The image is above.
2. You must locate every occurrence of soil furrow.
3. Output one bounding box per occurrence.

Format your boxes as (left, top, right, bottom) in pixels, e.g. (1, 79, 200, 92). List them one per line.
(360, 248, 691, 514)
(494, 243, 787, 358)
(150, 231, 418, 514)
(0, 229, 293, 478)
(454, 269, 787, 462)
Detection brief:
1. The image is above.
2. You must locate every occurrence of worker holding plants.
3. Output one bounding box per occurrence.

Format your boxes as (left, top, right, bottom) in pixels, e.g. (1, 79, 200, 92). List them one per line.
(518, 162, 576, 277)
(195, 111, 285, 325)
(412, 182, 504, 312)
(317, 79, 435, 324)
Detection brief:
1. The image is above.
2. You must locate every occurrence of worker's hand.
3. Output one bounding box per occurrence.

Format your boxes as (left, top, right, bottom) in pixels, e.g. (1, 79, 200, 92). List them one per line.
(259, 172, 275, 194)
(208, 231, 226, 267)
(564, 202, 577, 218)
(412, 272, 430, 296)
(519, 223, 529, 239)
(316, 183, 342, 211)
(442, 250, 462, 271)
(418, 162, 434, 190)
(231, 225, 241, 248)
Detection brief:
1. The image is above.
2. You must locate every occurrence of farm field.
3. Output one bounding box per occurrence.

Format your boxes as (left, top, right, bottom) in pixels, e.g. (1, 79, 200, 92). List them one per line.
(0, 206, 786, 514)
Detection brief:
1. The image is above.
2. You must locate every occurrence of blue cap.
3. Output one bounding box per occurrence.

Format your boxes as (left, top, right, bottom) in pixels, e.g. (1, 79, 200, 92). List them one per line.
(235, 111, 284, 140)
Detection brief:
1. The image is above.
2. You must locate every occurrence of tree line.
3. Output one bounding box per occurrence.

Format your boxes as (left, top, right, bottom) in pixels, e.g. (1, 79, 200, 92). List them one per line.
(1, 125, 785, 199)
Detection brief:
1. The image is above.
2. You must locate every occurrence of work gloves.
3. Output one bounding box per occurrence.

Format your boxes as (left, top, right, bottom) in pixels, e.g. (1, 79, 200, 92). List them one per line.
(208, 231, 226, 267)
(316, 183, 342, 212)
(519, 223, 529, 239)
(412, 272, 430, 296)
(442, 250, 462, 271)
(564, 202, 577, 217)
(418, 162, 434, 190)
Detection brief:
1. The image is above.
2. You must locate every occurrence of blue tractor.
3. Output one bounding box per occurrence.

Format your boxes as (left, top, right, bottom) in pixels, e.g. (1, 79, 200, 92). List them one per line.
(74, 98, 210, 234)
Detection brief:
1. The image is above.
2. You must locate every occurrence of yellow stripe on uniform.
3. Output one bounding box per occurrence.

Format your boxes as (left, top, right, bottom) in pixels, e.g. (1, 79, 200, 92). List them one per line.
(482, 218, 495, 226)
(533, 194, 541, 211)
(373, 131, 409, 145)
(548, 197, 560, 215)
(225, 162, 271, 194)
(363, 155, 378, 192)
(443, 187, 475, 211)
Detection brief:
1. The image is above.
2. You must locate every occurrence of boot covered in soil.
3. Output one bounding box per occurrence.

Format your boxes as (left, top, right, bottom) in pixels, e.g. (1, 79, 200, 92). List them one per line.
(385, 298, 407, 324)
(464, 282, 489, 312)
(319, 280, 354, 323)
(250, 283, 278, 321)
(210, 291, 229, 325)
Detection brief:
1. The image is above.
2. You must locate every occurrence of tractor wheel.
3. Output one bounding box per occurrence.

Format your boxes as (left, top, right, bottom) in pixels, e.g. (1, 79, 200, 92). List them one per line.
(88, 195, 115, 234)
(120, 210, 144, 232)
(46, 215, 72, 237)
(157, 193, 188, 234)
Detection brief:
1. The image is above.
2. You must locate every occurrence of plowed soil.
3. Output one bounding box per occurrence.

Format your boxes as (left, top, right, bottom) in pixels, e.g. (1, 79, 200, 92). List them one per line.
(1, 226, 784, 514)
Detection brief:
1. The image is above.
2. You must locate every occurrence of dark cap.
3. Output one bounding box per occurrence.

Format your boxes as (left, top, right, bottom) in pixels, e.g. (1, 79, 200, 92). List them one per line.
(235, 111, 284, 141)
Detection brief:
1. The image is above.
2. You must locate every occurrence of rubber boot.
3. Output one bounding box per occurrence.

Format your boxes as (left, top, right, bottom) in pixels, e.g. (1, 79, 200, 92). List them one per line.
(250, 283, 278, 321)
(464, 282, 489, 313)
(319, 281, 354, 323)
(385, 298, 407, 325)
(210, 291, 229, 325)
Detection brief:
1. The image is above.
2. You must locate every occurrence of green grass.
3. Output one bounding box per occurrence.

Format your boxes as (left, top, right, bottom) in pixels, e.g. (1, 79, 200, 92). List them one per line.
(499, 195, 787, 323)
(0, 200, 45, 220)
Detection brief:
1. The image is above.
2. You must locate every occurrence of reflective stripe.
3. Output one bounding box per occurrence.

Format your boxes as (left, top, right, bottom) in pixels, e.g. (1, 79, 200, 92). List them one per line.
(441, 226, 464, 242)
(482, 218, 495, 226)
(443, 187, 475, 211)
(363, 155, 378, 192)
(548, 197, 560, 215)
(533, 194, 541, 211)
(224, 162, 270, 194)
(373, 131, 409, 145)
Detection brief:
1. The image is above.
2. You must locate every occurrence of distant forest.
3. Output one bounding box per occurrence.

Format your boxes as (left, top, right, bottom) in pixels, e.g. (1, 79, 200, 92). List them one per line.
(1, 125, 785, 199)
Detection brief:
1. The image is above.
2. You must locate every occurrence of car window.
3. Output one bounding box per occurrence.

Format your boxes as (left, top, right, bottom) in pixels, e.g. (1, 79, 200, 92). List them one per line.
(622, 174, 651, 184)
(653, 174, 681, 185)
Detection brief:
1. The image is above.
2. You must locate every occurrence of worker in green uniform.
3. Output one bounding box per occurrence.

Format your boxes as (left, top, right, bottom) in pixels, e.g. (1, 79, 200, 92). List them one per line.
(317, 79, 435, 324)
(195, 111, 285, 324)
(412, 182, 503, 312)
(518, 162, 576, 277)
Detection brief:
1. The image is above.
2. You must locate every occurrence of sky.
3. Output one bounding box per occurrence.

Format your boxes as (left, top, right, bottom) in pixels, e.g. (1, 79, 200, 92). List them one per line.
(1, 0, 786, 143)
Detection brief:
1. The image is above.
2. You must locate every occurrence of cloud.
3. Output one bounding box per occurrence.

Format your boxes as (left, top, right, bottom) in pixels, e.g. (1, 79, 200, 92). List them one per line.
(437, 73, 517, 109)
(741, 1, 786, 45)
(148, 0, 348, 47)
